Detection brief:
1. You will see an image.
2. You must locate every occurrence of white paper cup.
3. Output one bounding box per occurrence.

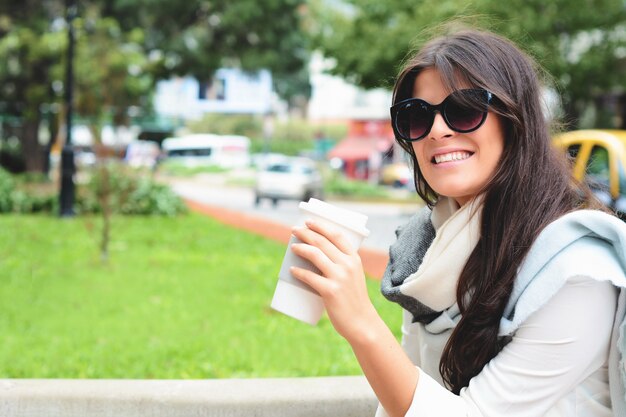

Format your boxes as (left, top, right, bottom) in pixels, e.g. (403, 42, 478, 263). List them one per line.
(271, 198, 370, 325)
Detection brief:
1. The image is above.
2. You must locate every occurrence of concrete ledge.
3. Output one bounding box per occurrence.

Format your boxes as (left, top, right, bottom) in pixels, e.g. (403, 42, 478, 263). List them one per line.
(0, 376, 378, 417)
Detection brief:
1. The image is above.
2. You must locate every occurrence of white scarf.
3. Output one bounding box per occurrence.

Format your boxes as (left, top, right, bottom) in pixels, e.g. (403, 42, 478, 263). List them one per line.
(399, 196, 482, 311)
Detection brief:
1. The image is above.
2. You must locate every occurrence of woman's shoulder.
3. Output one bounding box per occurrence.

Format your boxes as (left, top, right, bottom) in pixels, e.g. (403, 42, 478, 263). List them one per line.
(530, 209, 626, 256)
(524, 208, 626, 283)
(544, 208, 625, 235)
(500, 208, 626, 336)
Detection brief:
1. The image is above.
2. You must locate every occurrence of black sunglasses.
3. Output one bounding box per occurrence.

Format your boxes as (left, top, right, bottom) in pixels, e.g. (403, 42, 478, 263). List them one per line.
(390, 89, 494, 142)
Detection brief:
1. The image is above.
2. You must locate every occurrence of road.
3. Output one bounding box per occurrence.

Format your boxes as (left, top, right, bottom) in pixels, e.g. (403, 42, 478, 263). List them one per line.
(167, 174, 422, 253)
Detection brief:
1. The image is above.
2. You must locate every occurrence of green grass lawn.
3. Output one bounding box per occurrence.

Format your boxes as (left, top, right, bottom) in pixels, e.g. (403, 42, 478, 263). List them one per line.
(0, 213, 402, 379)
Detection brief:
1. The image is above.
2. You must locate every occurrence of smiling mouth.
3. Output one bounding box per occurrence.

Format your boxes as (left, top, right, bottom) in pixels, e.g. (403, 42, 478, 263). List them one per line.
(432, 151, 474, 164)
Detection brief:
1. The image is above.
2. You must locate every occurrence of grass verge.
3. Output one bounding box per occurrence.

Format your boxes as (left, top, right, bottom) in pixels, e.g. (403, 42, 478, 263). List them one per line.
(0, 213, 401, 378)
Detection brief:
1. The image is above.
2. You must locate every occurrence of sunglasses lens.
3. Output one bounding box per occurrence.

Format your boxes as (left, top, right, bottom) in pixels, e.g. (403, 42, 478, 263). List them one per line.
(396, 102, 431, 140)
(392, 89, 491, 141)
(445, 90, 489, 132)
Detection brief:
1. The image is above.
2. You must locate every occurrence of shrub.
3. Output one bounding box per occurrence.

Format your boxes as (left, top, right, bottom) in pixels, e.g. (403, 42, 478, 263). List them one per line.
(0, 168, 57, 213)
(272, 120, 347, 143)
(78, 163, 187, 216)
(0, 167, 14, 212)
(249, 137, 316, 156)
(186, 114, 263, 139)
(10, 190, 56, 213)
(0, 163, 187, 216)
(325, 171, 389, 199)
(157, 160, 228, 176)
(121, 177, 187, 216)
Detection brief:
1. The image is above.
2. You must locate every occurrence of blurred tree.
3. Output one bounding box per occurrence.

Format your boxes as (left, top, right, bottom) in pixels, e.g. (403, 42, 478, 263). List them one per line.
(0, 0, 65, 172)
(71, 8, 155, 257)
(0, 0, 311, 173)
(97, 0, 311, 109)
(310, 0, 626, 128)
(73, 8, 152, 129)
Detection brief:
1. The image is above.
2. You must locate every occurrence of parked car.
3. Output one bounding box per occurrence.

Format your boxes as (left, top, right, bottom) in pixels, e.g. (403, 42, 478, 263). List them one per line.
(380, 162, 412, 188)
(552, 129, 626, 219)
(250, 152, 290, 170)
(254, 157, 324, 206)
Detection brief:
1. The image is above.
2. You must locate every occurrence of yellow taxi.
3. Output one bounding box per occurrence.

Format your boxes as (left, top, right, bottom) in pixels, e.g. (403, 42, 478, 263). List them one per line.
(552, 129, 626, 217)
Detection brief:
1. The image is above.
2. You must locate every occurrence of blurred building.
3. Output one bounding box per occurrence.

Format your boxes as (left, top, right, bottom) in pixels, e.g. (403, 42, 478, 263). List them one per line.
(308, 52, 391, 122)
(327, 119, 394, 181)
(154, 68, 273, 120)
(308, 52, 400, 180)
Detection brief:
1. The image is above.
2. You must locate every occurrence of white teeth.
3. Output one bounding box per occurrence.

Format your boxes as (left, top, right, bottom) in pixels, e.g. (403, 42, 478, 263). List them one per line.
(433, 151, 472, 164)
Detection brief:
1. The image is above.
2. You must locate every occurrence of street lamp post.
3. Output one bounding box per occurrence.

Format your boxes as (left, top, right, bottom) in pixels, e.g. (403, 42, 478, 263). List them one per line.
(59, 0, 77, 217)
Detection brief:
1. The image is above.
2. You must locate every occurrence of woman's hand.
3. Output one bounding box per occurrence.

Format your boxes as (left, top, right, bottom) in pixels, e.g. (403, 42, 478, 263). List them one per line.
(289, 219, 380, 342)
(291, 219, 419, 417)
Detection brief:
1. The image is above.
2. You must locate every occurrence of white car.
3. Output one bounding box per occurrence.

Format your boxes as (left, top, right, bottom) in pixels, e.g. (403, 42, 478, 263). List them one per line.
(254, 157, 324, 206)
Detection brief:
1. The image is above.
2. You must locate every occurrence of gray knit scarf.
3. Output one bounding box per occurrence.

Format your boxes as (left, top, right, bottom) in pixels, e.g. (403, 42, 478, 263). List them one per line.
(381, 206, 441, 323)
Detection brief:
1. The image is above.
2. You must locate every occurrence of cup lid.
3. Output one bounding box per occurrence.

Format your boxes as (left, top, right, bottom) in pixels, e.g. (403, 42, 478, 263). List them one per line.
(299, 198, 370, 237)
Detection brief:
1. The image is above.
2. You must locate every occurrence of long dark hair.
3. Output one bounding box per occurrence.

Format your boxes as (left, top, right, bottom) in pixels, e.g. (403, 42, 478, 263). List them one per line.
(392, 28, 604, 393)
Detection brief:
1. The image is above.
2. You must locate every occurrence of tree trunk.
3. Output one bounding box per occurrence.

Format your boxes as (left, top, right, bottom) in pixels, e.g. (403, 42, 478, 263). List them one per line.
(91, 123, 111, 263)
(98, 161, 111, 263)
(21, 114, 46, 173)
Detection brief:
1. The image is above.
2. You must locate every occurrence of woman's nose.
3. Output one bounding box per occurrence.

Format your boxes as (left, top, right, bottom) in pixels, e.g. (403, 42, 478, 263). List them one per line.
(428, 112, 454, 141)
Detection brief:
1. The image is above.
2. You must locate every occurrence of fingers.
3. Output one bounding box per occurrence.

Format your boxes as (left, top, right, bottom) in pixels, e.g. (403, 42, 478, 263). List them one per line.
(290, 241, 336, 278)
(291, 225, 344, 264)
(293, 219, 355, 257)
(290, 237, 363, 287)
(289, 219, 363, 300)
(289, 265, 332, 297)
(308, 220, 356, 254)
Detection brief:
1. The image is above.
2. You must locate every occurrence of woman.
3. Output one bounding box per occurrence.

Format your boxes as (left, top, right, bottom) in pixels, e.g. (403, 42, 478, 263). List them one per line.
(289, 28, 626, 416)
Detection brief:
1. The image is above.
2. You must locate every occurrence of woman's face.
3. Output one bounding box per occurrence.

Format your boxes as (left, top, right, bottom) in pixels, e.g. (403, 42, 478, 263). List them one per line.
(411, 68, 505, 206)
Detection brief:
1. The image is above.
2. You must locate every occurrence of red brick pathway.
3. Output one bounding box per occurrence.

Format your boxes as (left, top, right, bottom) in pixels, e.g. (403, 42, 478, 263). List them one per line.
(184, 198, 389, 280)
